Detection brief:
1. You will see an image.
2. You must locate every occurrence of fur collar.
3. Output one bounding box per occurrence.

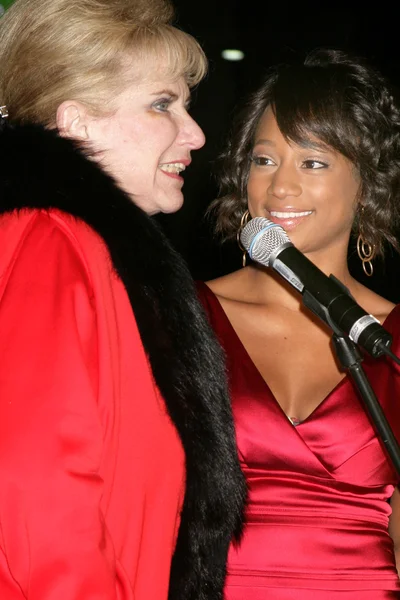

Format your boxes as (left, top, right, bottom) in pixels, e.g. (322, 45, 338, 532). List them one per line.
(0, 120, 246, 600)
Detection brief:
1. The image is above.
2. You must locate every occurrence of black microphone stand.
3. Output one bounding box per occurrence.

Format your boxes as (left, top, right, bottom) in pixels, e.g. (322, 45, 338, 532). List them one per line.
(302, 288, 400, 478)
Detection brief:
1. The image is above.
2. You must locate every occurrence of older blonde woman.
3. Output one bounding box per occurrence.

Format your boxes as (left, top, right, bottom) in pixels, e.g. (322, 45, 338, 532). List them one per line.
(0, 1, 246, 599)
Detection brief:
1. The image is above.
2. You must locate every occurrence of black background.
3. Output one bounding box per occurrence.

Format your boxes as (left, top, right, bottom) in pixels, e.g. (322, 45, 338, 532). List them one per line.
(156, 2, 400, 301)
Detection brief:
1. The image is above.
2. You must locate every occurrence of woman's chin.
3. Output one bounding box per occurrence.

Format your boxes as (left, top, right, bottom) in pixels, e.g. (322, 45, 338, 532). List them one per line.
(157, 192, 185, 215)
(127, 191, 184, 216)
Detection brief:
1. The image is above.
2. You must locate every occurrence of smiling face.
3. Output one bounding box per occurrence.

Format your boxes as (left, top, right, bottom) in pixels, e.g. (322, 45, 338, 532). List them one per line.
(82, 75, 205, 215)
(247, 107, 361, 259)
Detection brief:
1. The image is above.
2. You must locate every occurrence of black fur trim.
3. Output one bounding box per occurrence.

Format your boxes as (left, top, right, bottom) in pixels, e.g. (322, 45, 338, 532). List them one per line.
(0, 120, 246, 600)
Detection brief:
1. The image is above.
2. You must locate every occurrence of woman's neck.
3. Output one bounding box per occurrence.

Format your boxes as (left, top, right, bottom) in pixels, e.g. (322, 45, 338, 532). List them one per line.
(243, 247, 357, 311)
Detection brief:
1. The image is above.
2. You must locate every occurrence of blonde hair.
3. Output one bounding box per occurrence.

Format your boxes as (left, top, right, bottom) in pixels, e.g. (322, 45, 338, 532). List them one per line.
(0, 0, 207, 126)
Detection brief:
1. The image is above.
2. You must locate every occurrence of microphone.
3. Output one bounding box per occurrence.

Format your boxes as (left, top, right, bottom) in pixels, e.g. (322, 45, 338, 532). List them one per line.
(240, 217, 393, 358)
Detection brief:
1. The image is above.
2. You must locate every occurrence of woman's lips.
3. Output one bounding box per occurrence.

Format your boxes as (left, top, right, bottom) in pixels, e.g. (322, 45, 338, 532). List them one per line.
(268, 210, 313, 231)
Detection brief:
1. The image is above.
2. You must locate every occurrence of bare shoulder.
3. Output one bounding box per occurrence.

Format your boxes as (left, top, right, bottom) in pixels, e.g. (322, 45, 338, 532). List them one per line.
(353, 281, 396, 324)
(206, 268, 254, 303)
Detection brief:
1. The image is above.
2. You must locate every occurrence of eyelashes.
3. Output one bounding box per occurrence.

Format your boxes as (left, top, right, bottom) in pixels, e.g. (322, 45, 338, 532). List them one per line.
(250, 156, 274, 166)
(250, 155, 329, 169)
(151, 97, 192, 114)
(301, 159, 329, 169)
(152, 97, 173, 112)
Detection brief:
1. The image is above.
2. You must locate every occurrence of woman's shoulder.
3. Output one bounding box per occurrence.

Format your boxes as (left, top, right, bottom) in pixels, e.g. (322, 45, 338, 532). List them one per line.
(352, 281, 397, 325)
(196, 270, 252, 328)
(0, 208, 112, 303)
(204, 268, 253, 303)
(0, 207, 111, 275)
(0, 207, 103, 250)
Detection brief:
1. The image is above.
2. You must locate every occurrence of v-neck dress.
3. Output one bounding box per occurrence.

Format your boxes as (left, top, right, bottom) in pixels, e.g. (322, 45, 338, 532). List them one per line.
(197, 281, 400, 598)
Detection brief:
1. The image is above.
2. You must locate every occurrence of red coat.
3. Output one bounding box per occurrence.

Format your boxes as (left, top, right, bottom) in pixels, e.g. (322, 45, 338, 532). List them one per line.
(0, 121, 246, 600)
(0, 208, 185, 599)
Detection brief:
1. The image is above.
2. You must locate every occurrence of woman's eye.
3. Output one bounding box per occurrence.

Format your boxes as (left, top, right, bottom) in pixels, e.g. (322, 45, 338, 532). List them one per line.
(251, 156, 274, 166)
(153, 98, 172, 112)
(302, 159, 328, 169)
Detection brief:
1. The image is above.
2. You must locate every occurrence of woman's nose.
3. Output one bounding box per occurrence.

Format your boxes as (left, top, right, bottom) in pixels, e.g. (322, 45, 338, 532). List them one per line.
(268, 164, 301, 199)
(179, 113, 206, 150)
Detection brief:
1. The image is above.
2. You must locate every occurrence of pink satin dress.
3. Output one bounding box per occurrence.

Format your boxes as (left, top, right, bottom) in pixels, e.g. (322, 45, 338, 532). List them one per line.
(197, 282, 400, 599)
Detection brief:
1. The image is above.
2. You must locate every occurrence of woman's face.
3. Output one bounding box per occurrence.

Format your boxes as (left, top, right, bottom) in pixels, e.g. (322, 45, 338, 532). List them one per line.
(84, 76, 205, 215)
(247, 107, 360, 259)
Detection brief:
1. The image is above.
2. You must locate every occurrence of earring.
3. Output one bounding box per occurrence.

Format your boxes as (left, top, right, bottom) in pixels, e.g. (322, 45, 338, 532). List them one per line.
(236, 209, 250, 267)
(357, 208, 375, 277)
(357, 235, 375, 277)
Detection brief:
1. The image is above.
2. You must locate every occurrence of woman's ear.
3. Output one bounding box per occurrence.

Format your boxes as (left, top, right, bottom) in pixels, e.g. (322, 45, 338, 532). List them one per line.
(56, 100, 89, 140)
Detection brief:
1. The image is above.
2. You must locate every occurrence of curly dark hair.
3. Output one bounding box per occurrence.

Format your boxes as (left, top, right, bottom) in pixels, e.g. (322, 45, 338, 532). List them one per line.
(211, 49, 400, 257)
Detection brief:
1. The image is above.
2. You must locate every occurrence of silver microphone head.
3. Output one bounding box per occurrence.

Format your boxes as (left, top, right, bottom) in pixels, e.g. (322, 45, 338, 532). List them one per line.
(240, 217, 290, 266)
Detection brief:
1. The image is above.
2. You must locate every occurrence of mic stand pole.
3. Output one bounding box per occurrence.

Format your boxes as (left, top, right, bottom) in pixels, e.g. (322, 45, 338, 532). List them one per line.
(303, 290, 400, 478)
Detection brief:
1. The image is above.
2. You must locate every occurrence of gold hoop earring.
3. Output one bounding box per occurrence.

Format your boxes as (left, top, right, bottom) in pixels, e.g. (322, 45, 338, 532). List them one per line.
(357, 207, 376, 277)
(357, 235, 376, 277)
(236, 209, 250, 267)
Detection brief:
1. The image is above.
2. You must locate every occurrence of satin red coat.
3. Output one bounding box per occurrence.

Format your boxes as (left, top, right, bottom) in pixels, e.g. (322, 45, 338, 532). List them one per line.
(0, 208, 185, 599)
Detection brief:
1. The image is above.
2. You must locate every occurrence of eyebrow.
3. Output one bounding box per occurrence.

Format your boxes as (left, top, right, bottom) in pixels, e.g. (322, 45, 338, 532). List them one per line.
(253, 137, 330, 153)
(151, 89, 191, 108)
(253, 138, 275, 147)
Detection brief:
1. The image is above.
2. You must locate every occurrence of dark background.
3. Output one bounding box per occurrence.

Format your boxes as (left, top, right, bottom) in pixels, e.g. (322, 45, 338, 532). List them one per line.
(156, 1, 400, 302)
